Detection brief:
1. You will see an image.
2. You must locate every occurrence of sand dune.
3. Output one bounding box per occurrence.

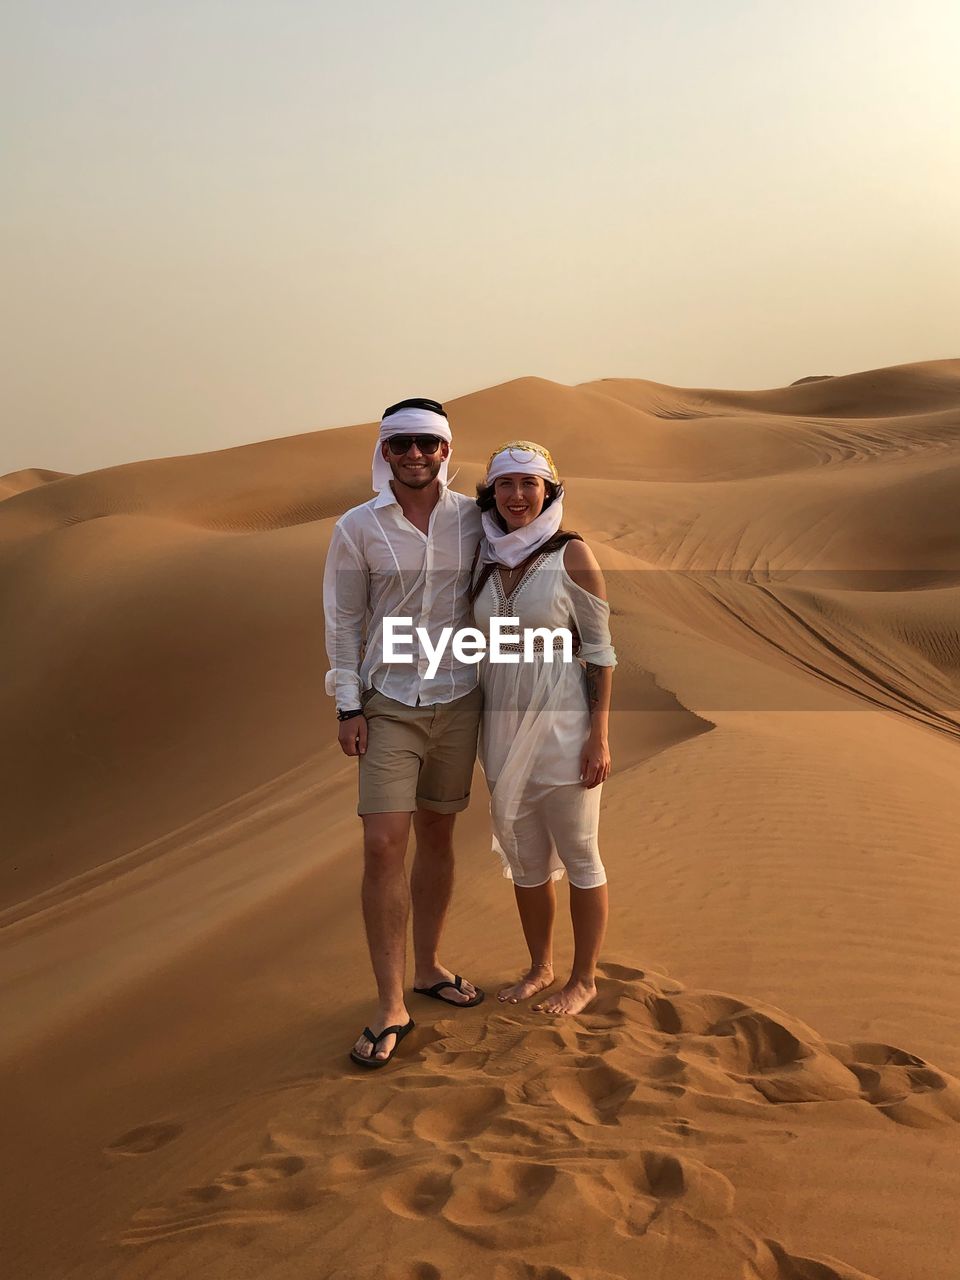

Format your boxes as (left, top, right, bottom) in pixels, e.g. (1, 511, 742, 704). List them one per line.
(0, 466, 72, 501)
(1, 359, 958, 1279)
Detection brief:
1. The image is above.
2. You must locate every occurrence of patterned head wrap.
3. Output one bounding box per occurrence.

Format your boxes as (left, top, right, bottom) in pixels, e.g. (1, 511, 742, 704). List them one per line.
(479, 439, 564, 568)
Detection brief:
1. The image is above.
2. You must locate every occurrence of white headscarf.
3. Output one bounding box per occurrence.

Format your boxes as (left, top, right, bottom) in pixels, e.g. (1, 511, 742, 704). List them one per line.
(479, 441, 565, 568)
(372, 407, 452, 493)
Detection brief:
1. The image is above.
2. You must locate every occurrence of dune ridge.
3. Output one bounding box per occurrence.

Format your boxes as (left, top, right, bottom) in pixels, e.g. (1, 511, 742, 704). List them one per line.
(1, 358, 958, 1279)
(0, 466, 72, 501)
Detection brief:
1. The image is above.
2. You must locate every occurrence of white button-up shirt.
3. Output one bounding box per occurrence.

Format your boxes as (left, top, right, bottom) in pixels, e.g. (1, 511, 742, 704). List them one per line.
(323, 483, 483, 709)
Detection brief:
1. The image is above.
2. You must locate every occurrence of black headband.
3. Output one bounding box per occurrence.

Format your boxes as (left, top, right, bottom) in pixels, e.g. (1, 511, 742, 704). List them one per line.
(382, 397, 447, 420)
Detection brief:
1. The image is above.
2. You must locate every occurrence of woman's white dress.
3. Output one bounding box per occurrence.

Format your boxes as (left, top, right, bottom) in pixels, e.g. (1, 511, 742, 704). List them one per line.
(473, 544, 617, 887)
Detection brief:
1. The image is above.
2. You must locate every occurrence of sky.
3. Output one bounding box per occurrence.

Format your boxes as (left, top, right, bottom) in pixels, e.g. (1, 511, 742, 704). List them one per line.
(2, 0, 959, 475)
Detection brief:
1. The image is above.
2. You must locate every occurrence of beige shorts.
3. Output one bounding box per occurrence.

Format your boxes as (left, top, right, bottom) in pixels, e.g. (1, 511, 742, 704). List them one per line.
(358, 685, 482, 816)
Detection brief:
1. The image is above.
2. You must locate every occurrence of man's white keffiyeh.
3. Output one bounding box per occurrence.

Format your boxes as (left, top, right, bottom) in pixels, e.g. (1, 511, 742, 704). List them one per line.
(372, 408, 452, 492)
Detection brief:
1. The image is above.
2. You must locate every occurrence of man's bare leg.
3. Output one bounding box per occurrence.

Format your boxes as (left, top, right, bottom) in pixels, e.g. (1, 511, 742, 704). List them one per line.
(352, 811, 413, 1061)
(534, 883, 609, 1015)
(410, 809, 478, 1003)
(498, 880, 556, 1003)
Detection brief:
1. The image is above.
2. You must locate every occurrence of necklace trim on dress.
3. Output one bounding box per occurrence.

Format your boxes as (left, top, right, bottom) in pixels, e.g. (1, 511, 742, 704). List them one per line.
(492, 549, 553, 613)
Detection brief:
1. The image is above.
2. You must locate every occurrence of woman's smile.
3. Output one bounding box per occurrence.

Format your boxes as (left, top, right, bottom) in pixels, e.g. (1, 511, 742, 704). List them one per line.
(494, 472, 547, 529)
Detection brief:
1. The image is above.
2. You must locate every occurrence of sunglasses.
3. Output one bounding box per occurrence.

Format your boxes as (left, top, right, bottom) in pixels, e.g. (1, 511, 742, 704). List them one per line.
(386, 434, 443, 456)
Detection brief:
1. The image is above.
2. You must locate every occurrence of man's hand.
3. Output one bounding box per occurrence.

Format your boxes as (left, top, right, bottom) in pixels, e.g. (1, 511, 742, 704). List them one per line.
(337, 714, 368, 756)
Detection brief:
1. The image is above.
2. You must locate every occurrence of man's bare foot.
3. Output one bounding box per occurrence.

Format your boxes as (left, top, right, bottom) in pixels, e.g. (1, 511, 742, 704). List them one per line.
(351, 1007, 410, 1062)
(413, 965, 479, 1005)
(533, 977, 597, 1015)
(498, 962, 555, 1004)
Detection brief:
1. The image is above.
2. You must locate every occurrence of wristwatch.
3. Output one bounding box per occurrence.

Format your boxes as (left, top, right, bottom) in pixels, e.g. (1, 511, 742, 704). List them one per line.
(337, 707, 364, 721)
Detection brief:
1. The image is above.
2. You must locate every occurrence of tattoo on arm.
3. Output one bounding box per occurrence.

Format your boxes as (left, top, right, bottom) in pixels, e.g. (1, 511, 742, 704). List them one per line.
(585, 663, 601, 713)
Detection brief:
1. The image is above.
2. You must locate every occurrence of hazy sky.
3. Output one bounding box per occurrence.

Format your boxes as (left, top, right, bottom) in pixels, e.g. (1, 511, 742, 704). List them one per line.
(3, 1, 958, 474)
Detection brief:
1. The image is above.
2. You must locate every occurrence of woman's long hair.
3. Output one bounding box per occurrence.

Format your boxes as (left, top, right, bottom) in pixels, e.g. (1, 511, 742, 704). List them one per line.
(469, 478, 581, 602)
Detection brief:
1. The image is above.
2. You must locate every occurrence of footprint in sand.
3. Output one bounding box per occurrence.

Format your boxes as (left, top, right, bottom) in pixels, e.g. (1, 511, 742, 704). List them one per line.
(335, 1254, 450, 1274)
(365, 1081, 506, 1143)
(708, 1008, 857, 1104)
(411, 1084, 506, 1142)
(643, 992, 859, 1105)
(762, 1237, 879, 1279)
(527, 1059, 637, 1126)
(186, 1153, 306, 1202)
(427, 1019, 576, 1076)
(478, 1112, 587, 1157)
(492, 1261, 626, 1280)
(574, 1029, 624, 1056)
(655, 1115, 798, 1146)
(834, 1041, 960, 1127)
(599, 960, 684, 993)
(597, 961, 646, 983)
(380, 1154, 461, 1220)
(119, 1151, 311, 1245)
(601, 1149, 736, 1235)
(386, 1264, 623, 1280)
(105, 1121, 183, 1156)
(383, 1265, 443, 1280)
(439, 1159, 568, 1249)
(443, 1159, 557, 1229)
(328, 1144, 398, 1180)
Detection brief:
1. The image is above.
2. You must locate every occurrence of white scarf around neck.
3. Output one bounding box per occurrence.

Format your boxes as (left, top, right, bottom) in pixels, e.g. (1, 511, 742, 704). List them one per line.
(480, 492, 565, 568)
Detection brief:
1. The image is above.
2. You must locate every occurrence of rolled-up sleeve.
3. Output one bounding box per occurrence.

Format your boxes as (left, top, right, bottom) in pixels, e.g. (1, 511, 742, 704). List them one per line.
(323, 520, 369, 708)
(566, 575, 617, 667)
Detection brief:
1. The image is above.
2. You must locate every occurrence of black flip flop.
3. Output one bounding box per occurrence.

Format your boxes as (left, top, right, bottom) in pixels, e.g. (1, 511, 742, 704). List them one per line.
(349, 1018, 415, 1069)
(413, 975, 485, 1007)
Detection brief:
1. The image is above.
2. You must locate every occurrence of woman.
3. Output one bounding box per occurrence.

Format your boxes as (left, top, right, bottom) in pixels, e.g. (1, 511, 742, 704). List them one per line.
(472, 441, 616, 1016)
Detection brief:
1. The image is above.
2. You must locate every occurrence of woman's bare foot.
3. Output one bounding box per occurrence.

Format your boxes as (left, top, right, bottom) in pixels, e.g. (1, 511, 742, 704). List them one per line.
(497, 962, 554, 1004)
(533, 977, 597, 1015)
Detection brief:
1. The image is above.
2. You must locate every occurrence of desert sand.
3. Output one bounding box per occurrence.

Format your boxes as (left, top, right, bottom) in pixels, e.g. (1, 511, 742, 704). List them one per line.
(1, 359, 958, 1279)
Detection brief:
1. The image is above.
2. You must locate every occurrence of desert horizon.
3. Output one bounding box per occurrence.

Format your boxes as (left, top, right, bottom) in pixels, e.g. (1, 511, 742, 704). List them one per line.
(1, 358, 958, 1279)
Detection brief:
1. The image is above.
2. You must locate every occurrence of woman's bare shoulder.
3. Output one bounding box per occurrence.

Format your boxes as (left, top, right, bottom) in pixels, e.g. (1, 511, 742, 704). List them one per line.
(562, 538, 607, 600)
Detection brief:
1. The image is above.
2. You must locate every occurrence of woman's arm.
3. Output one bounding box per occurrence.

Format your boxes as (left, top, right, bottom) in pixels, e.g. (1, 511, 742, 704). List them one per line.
(563, 539, 613, 788)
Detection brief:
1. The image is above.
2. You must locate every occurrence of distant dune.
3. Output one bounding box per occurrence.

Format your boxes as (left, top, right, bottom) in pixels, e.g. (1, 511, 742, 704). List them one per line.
(0, 466, 72, 501)
(1, 359, 958, 1279)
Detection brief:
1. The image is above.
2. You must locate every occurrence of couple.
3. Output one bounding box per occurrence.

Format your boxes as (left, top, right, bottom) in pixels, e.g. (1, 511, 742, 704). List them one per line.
(323, 396, 616, 1067)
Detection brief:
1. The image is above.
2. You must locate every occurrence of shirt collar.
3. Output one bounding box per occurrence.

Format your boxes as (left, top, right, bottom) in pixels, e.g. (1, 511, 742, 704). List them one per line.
(372, 485, 398, 509)
(373, 480, 450, 509)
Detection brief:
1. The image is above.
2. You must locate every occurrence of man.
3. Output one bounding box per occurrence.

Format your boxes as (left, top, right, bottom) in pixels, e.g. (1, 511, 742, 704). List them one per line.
(323, 396, 485, 1067)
